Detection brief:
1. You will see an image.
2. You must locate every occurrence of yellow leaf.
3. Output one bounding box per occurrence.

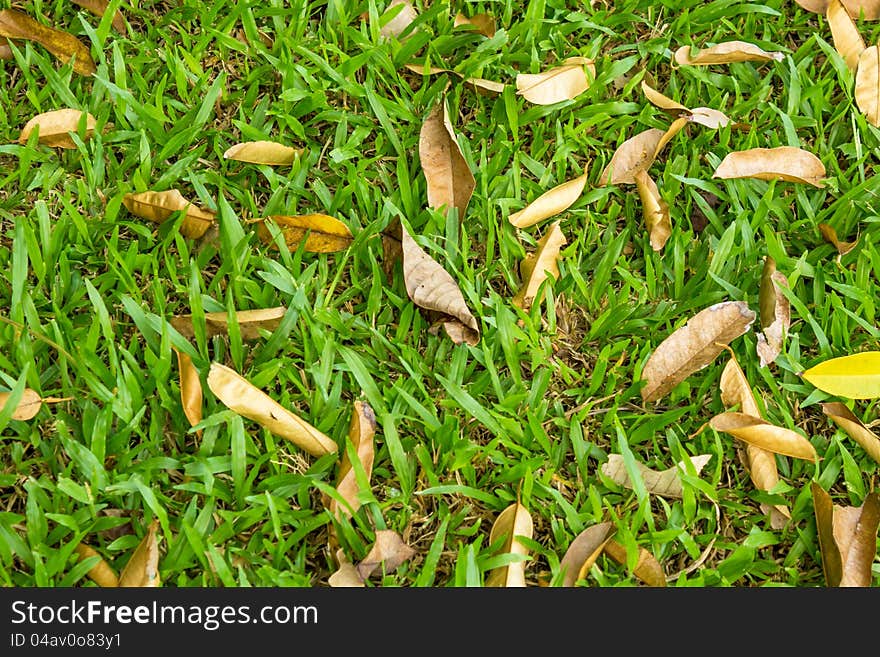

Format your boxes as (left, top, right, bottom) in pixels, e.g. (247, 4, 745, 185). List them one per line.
(0, 9, 96, 75)
(508, 171, 587, 228)
(828, 0, 866, 71)
(599, 128, 665, 185)
(122, 190, 215, 239)
(712, 146, 826, 187)
(801, 351, 880, 399)
(513, 220, 566, 310)
(486, 501, 533, 587)
(821, 402, 880, 464)
(855, 44, 880, 126)
(600, 453, 712, 499)
(673, 40, 784, 66)
(118, 520, 161, 587)
(74, 544, 119, 587)
(330, 401, 377, 519)
(709, 412, 818, 461)
(418, 98, 475, 218)
(18, 108, 96, 149)
(222, 141, 302, 166)
(170, 306, 286, 341)
(559, 522, 615, 586)
(634, 169, 671, 251)
(515, 57, 595, 105)
(255, 214, 353, 253)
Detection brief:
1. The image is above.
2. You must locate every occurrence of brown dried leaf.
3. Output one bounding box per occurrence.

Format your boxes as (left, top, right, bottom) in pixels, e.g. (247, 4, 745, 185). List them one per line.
(18, 108, 96, 149)
(559, 522, 615, 586)
(174, 348, 202, 436)
(453, 12, 495, 37)
(709, 412, 818, 461)
(419, 99, 475, 219)
(206, 363, 338, 457)
(223, 141, 302, 166)
(0, 388, 44, 421)
(818, 222, 859, 256)
(170, 306, 286, 341)
(642, 80, 736, 130)
(599, 128, 665, 185)
(0, 38, 12, 59)
(856, 45, 880, 126)
(0, 9, 95, 75)
(379, 0, 417, 39)
(486, 501, 534, 587)
(122, 190, 215, 239)
(70, 0, 126, 33)
(640, 300, 756, 402)
(513, 220, 566, 310)
(600, 453, 712, 499)
(673, 41, 784, 66)
(602, 539, 666, 587)
(255, 214, 353, 253)
(328, 561, 366, 587)
(403, 63, 505, 95)
(756, 257, 790, 367)
(795, 0, 880, 20)
(330, 401, 377, 519)
(118, 520, 161, 587)
(356, 530, 415, 579)
(634, 169, 671, 251)
(828, 0, 866, 71)
(74, 544, 119, 587)
(713, 146, 826, 187)
(516, 57, 595, 105)
(821, 402, 880, 464)
(401, 225, 479, 345)
(509, 171, 587, 228)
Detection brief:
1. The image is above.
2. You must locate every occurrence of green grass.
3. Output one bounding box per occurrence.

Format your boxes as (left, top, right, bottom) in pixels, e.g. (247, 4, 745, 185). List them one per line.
(1, 0, 879, 588)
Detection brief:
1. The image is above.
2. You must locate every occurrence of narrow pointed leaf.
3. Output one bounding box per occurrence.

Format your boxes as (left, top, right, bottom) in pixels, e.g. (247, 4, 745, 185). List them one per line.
(508, 172, 587, 228)
(0, 9, 96, 75)
(513, 220, 566, 310)
(419, 99, 475, 218)
(18, 109, 96, 149)
(330, 401, 377, 519)
(122, 190, 215, 239)
(486, 501, 534, 587)
(856, 45, 880, 126)
(812, 482, 843, 586)
(453, 12, 495, 37)
(818, 223, 858, 256)
(821, 402, 880, 464)
(404, 63, 505, 94)
(674, 41, 784, 65)
(713, 147, 826, 187)
(516, 57, 595, 105)
(559, 522, 615, 586)
(602, 539, 666, 587)
(174, 348, 202, 435)
(170, 307, 286, 341)
(801, 352, 880, 399)
(255, 214, 353, 253)
(599, 128, 665, 185)
(118, 521, 161, 587)
(223, 141, 302, 166)
(74, 544, 119, 587)
(756, 257, 790, 367)
(635, 169, 671, 251)
(601, 453, 712, 499)
(828, 0, 866, 71)
(70, 0, 126, 32)
(709, 412, 818, 461)
(356, 530, 415, 579)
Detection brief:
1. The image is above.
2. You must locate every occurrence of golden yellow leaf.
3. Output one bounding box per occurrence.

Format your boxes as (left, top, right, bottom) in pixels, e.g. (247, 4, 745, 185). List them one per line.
(170, 306, 286, 341)
(600, 453, 712, 499)
(118, 520, 161, 587)
(709, 412, 818, 461)
(559, 522, 615, 586)
(756, 256, 790, 367)
(602, 539, 666, 587)
(673, 40, 784, 66)
(356, 530, 415, 579)
(419, 99, 475, 219)
(453, 12, 495, 37)
(330, 401, 377, 519)
(0, 9, 95, 75)
(641, 80, 690, 114)
(122, 190, 215, 239)
(222, 141, 302, 166)
(599, 128, 665, 185)
(795, 0, 880, 20)
(515, 57, 595, 105)
(403, 63, 505, 95)
(174, 348, 202, 436)
(255, 214, 353, 253)
(70, 0, 126, 33)
(486, 501, 533, 587)
(634, 169, 671, 251)
(801, 351, 880, 399)
(821, 402, 880, 464)
(712, 146, 826, 187)
(379, 0, 417, 39)
(18, 108, 96, 149)
(818, 222, 858, 256)
(509, 172, 587, 228)
(641, 80, 737, 131)
(74, 544, 119, 587)
(828, 0, 866, 71)
(513, 220, 566, 310)
(855, 45, 880, 126)
(0, 388, 44, 421)
(206, 363, 338, 457)
(640, 300, 756, 402)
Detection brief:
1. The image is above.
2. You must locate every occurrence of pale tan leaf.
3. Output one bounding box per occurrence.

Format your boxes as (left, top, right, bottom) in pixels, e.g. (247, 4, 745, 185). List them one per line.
(0, 388, 43, 421)
(709, 412, 818, 461)
(18, 108, 96, 149)
(602, 539, 666, 587)
(122, 190, 215, 239)
(756, 258, 790, 367)
(673, 41, 784, 66)
(640, 300, 756, 402)
(330, 401, 377, 519)
(206, 363, 338, 457)
(634, 169, 671, 251)
(0, 9, 96, 75)
(821, 402, 880, 464)
(828, 0, 866, 71)
(654, 117, 689, 159)
(74, 544, 119, 587)
(508, 172, 587, 228)
(855, 45, 880, 126)
(255, 214, 353, 253)
(599, 128, 665, 185)
(174, 348, 202, 435)
(818, 222, 858, 255)
(453, 12, 495, 37)
(403, 63, 505, 94)
(601, 453, 712, 499)
(419, 99, 475, 219)
(516, 57, 595, 105)
(688, 107, 734, 129)
(356, 529, 415, 579)
(379, 0, 417, 39)
(328, 561, 366, 587)
(222, 141, 302, 166)
(642, 80, 734, 130)
(559, 522, 615, 586)
(486, 501, 534, 587)
(795, 0, 880, 20)
(712, 146, 826, 187)
(513, 220, 566, 310)
(170, 307, 286, 341)
(70, 0, 126, 32)
(118, 520, 161, 587)
(641, 80, 690, 114)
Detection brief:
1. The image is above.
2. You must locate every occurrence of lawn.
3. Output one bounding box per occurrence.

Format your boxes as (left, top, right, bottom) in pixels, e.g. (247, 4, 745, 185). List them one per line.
(1, 0, 879, 588)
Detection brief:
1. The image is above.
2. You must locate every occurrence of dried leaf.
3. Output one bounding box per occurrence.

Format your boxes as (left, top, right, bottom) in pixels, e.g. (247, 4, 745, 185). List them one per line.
(756, 257, 790, 367)
(122, 190, 215, 239)
(403, 63, 505, 94)
(513, 220, 566, 310)
(419, 99, 475, 218)
(174, 348, 202, 436)
(599, 128, 665, 185)
(330, 401, 377, 519)
(509, 172, 587, 228)
(0, 38, 12, 59)
(486, 501, 534, 587)
(709, 412, 818, 461)
(713, 147, 826, 187)
(801, 351, 880, 399)
(795, 0, 880, 20)
(818, 223, 858, 256)
(18, 108, 96, 149)
(821, 402, 880, 464)
(117, 520, 161, 587)
(328, 561, 366, 587)
(379, 0, 417, 39)
(453, 12, 495, 37)
(222, 141, 302, 166)
(255, 214, 353, 253)
(0, 388, 44, 421)
(602, 539, 666, 587)
(559, 522, 615, 586)
(634, 169, 671, 251)
(673, 41, 784, 66)
(641, 80, 736, 130)
(855, 45, 880, 126)
(601, 453, 712, 499)
(170, 307, 286, 341)
(70, 0, 126, 33)
(0, 9, 95, 75)
(828, 0, 866, 71)
(206, 363, 338, 457)
(516, 57, 595, 105)
(74, 544, 119, 587)
(400, 225, 479, 345)
(356, 530, 415, 579)
(640, 300, 756, 402)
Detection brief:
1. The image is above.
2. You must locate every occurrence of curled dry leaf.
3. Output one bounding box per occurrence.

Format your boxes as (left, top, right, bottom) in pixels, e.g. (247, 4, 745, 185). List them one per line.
(0, 388, 44, 421)
(818, 223, 858, 256)
(403, 63, 505, 95)
(821, 402, 880, 464)
(122, 190, 215, 239)
(401, 225, 480, 345)
(641, 80, 738, 130)
(255, 214, 353, 253)
(379, 0, 417, 39)
(713, 146, 826, 188)
(602, 539, 666, 587)
(356, 530, 416, 580)
(74, 544, 119, 587)
(174, 348, 202, 436)
(559, 522, 615, 586)
(756, 256, 790, 367)
(118, 521, 161, 587)
(516, 57, 595, 105)
(509, 171, 587, 228)
(453, 12, 496, 38)
(419, 99, 475, 219)
(223, 141, 302, 166)
(512, 220, 566, 311)
(206, 363, 338, 457)
(328, 550, 366, 587)
(634, 169, 671, 252)
(18, 109, 96, 149)
(330, 401, 377, 519)
(673, 40, 784, 66)
(486, 501, 534, 587)
(795, 0, 880, 20)
(71, 0, 126, 33)
(600, 453, 712, 499)
(709, 412, 818, 461)
(856, 45, 880, 126)
(0, 9, 96, 75)
(640, 300, 756, 402)
(170, 306, 286, 341)
(801, 351, 880, 399)
(828, 0, 866, 72)
(599, 128, 665, 185)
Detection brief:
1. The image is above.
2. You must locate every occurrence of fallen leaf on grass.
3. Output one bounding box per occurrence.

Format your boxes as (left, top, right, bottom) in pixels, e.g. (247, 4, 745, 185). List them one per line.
(328, 550, 366, 588)
(801, 352, 880, 399)
(641, 80, 738, 130)
(170, 306, 286, 341)
(403, 63, 505, 94)
(380, 0, 417, 39)
(516, 57, 595, 105)
(856, 45, 880, 125)
(756, 256, 790, 367)
(509, 171, 587, 228)
(811, 482, 880, 587)
(795, 0, 880, 20)
(673, 41, 784, 66)
(118, 520, 161, 587)
(453, 12, 495, 37)
(71, 0, 126, 33)
(330, 401, 377, 519)
(600, 453, 712, 499)
(709, 412, 818, 461)
(223, 141, 302, 166)
(356, 530, 416, 579)
(828, 0, 866, 71)
(419, 99, 475, 219)
(640, 300, 756, 402)
(513, 220, 566, 310)
(0, 388, 70, 421)
(0, 39, 12, 59)
(174, 348, 202, 436)
(713, 147, 826, 187)
(0, 9, 96, 75)
(74, 544, 119, 587)
(207, 363, 338, 457)
(818, 223, 858, 256)
(255, 214, 353, 253)
(559, 522, 615, 586)
(18, 109, 96, 149)
(486, 501, 534, 587)
(821, 402, 880, 464)
(599, 128, 665, 185)
(635, 169, 671, 251)
(602, 539, 666, 587)
(122, 190, 215, 239)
